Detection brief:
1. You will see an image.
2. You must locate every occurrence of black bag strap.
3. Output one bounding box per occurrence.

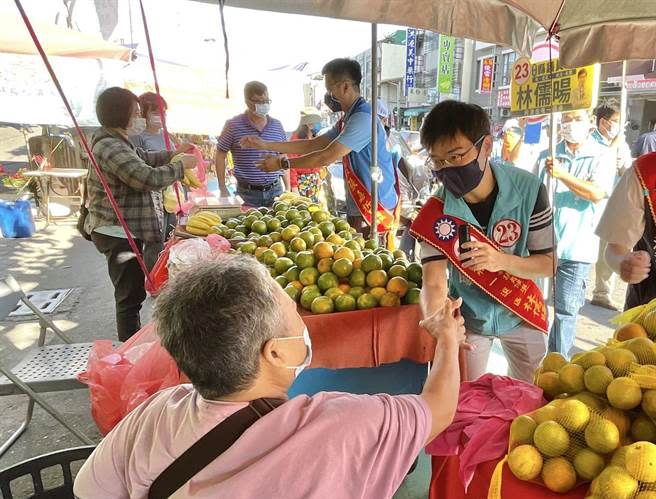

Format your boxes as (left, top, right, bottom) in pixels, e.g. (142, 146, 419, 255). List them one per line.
(148, 398, 285, 499)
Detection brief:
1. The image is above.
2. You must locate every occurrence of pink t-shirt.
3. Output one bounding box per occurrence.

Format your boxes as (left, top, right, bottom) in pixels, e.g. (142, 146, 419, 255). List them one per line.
(74, 384, 430, 499)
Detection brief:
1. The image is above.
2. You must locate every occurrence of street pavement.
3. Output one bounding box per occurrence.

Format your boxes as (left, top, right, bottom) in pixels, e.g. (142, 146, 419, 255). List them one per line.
(0, 217, 627, 497)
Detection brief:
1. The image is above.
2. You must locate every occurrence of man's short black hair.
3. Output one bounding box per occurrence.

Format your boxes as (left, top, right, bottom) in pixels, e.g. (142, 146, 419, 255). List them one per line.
(420, 100, 491, 151)
(244, 81, 268, 101)
(595, 100, 621, 127)
(96, 87, 139, 129)
(321, 58, 362, 87)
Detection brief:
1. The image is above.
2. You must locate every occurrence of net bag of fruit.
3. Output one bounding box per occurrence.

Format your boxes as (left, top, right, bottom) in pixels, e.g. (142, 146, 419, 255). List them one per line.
(491, 341, 656, 498)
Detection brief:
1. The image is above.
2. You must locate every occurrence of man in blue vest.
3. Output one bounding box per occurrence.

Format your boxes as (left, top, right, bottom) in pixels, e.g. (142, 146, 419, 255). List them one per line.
(240, 58, 398, 238)
(415, 101, 555, 382)
(537, 109, 616, 358)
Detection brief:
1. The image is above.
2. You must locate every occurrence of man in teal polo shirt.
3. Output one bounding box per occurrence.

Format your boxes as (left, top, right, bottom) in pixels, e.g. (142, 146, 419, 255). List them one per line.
(417, 101, 555, 382)
(537, 109, 616, 358)
(241, 58, 397, 238)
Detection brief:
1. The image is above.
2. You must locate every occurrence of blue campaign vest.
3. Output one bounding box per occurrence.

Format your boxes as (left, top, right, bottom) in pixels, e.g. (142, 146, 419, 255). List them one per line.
(342, 98, 398, 210)
(439, 162, 542, 335)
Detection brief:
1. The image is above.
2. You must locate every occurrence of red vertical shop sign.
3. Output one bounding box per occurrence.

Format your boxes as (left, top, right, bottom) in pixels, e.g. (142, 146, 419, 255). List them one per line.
(481, 57, 495, 93)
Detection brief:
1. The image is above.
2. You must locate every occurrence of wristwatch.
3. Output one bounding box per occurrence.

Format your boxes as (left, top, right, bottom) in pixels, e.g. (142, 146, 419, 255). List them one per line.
(280, 155, 291, 171)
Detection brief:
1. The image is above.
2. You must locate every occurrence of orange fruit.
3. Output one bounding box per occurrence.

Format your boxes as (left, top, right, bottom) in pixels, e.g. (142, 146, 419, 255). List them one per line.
(317, 257, 335, 274)
(324, 287, 344, 300)
(338, 283, 352, 294)
(334, 247, 355, 262)
(615, 323, 648, 341)
(289, 280, 304, 291)
(313, 241, 334, 259)
(361, 254, 383, 273)
(366, 269, 389, 288)
(357, 293, 378, 310)
(370, 287, 387, 300)
(311, 296, 334, 314)
(379, 292, 401, 307)
(352, 258, 362, 270)
(332, 258, 353, 278)
(386, 276, 409, 297)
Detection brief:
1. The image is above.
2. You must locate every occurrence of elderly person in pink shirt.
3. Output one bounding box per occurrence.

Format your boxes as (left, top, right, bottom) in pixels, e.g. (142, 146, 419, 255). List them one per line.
(74, 254, 464, 498)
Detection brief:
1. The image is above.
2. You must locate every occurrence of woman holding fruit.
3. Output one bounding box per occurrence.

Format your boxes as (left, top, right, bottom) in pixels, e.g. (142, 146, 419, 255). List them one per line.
(86, 87, 196, 341)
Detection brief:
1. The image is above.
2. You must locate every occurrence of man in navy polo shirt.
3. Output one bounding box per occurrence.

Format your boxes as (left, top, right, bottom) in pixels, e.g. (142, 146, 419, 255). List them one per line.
(215, 81, 289, 207)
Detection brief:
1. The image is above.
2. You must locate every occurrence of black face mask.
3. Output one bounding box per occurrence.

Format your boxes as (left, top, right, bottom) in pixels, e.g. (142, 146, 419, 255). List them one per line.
(434, 147, 487, 199)
(324, 92, 342, 113)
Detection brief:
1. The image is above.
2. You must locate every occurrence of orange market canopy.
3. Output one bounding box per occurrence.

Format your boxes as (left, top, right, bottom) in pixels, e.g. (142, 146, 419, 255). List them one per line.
(0, 11, 132, 61)
(208, 0, 656, 67)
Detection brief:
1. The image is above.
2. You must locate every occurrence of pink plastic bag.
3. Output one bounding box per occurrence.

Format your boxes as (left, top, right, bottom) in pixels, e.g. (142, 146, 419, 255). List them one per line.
(78, 323, 182, 435)
(426, 373, 545, 491)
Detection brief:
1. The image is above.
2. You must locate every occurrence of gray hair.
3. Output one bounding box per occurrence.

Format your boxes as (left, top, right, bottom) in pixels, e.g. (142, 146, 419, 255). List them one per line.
(154, 254, 283, 399)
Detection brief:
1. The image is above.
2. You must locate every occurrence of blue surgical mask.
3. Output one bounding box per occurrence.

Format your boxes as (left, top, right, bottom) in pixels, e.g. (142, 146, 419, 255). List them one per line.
(312, 123, 322, 135)
(276, 327, 312, 378)
(254, 103, 270, 117)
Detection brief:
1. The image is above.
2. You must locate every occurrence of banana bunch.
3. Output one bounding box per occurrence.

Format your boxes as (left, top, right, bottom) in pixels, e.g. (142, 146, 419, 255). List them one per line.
(276, 192, 312, 206)
(183, 169, 202, 188)
(185, 211, 222, 236)
(170, 152, 203, 189)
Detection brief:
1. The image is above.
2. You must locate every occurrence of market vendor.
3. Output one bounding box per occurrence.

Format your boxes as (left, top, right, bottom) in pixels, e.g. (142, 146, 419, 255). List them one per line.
(412, 100, 555, 383)
(240, 58, 398, 239)
(215, 81, 290, 207)
(596, 152, 656, 309)
(74, 255, 465, 498)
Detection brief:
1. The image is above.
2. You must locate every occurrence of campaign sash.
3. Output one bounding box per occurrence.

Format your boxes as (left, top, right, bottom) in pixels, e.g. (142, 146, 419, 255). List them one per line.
(410, 196, 548, 334)
(337, 114, 400, 234)
(635, 153, 656, 224)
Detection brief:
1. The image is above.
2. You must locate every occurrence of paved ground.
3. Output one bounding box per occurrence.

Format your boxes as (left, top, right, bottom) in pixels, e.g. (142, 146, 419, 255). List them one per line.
(0, 212, 627, 497)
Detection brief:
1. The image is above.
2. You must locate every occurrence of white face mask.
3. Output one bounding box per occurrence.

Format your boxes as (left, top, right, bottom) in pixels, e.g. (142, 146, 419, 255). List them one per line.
(149, 114, 163, 128)
(561, 120, 590, 145)
(604, 120, 620, 140)
(276, 327, 312, 378)
(128, 117, 146, 135)
(254, 103, 270, 117)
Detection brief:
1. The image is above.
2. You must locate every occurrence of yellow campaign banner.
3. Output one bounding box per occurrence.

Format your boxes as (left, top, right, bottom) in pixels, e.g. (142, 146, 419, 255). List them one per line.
(510, 57, 599, 117)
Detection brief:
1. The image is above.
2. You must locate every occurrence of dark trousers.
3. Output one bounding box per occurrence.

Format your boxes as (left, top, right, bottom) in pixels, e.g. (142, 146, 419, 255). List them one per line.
(91, 232, 146, 342)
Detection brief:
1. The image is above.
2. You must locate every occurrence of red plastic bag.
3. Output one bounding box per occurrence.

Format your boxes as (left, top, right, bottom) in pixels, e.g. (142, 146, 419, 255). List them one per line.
(145, 237, 178, 296)
(78, 323, 182, 435)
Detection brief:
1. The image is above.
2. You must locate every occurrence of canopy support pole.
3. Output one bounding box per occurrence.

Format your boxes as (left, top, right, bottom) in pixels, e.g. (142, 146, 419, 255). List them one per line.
(620, 60, 628, 149)
(370, 22, 379, 241)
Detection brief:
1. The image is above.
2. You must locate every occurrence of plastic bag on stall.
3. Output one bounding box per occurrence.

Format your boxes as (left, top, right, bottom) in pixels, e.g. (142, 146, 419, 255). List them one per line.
(78, 323, 182, 435)
(145, 237, 178, 296)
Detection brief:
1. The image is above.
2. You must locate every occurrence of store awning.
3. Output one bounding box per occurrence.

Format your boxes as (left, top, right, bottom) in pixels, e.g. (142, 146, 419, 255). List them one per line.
(200, 1, 656, 67)
(0, 12, 133, 61)
(403, 106, 432, 117)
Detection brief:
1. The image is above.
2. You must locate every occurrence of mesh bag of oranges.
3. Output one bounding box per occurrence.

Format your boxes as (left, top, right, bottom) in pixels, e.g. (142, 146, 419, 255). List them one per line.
(489, 332, 656, 498)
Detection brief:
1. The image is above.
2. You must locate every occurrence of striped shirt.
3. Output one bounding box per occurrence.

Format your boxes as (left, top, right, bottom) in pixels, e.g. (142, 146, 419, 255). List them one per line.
(217, 113, 286, 185)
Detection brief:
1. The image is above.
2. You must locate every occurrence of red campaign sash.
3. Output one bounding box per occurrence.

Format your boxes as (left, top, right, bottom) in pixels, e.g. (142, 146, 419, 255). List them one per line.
(338, 116, 400, 233)
(635, 152, 656, 224)
(410, 197, 548, 334)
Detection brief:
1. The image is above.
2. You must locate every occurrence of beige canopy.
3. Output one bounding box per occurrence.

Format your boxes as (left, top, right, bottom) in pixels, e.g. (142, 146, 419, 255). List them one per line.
(206, 0, 656, 67)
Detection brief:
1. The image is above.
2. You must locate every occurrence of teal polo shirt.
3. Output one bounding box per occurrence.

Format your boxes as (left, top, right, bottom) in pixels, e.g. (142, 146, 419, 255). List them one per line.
(537, 139, 613, 263)
(420, 162, 547, 335)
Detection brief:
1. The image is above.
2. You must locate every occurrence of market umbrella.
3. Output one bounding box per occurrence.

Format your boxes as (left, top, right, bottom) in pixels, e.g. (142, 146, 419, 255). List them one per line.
(0, 11, 133, 61)
(199, 0, 656, 66)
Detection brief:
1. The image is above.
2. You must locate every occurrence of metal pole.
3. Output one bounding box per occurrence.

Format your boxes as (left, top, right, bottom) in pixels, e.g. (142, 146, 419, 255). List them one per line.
(620, 60, 628, 145)
(370, 23, 379, 241)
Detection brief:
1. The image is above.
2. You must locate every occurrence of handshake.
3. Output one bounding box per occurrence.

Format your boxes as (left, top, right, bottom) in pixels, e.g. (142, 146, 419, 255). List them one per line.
(420, 297, 470, 349)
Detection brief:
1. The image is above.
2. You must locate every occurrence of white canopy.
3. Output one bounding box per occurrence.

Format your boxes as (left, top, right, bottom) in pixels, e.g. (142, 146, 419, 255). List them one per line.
(205, 0, 656, 67)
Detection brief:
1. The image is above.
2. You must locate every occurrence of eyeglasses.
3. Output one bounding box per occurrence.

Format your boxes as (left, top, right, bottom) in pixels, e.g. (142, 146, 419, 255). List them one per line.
(249, 98, 271, 105)
(425, 135, 486, 170)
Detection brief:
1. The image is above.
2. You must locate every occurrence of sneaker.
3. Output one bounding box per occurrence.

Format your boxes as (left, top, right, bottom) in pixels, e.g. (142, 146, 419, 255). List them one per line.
(590, 296, 620, 311)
